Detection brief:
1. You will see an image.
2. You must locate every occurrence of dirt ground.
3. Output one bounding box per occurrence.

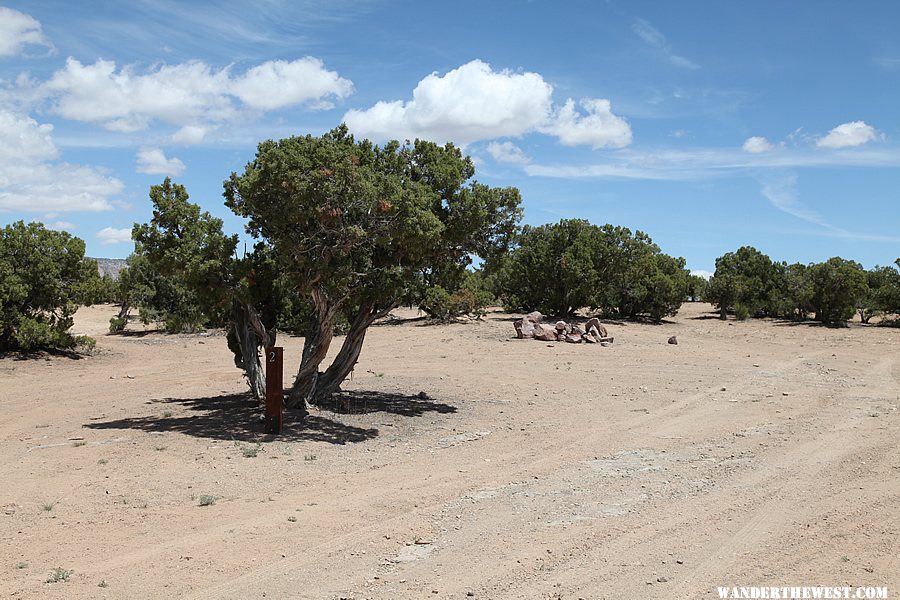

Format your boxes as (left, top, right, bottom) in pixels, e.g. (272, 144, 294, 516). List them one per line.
(1, 303, 898, 599)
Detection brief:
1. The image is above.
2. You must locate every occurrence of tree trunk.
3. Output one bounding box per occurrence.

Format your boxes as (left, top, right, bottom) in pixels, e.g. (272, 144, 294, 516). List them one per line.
(720, 304, 727, 320)
(310, 302, 378, 406)
(232, 301, 266, 402)
(286, 287, 339, 409)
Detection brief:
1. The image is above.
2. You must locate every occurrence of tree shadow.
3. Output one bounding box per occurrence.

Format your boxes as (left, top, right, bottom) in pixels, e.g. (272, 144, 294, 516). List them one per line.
(689, 314, 725, 320)
(1, 348, 86, 361)
(83, 389, 456, 444)
(323, 390, 458, 416)
(772, 319, 849, 329)
(371, 315, 429, 327)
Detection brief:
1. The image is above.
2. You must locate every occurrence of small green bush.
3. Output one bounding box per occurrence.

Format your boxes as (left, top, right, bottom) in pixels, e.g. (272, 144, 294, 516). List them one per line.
(734, 303, 751, 321)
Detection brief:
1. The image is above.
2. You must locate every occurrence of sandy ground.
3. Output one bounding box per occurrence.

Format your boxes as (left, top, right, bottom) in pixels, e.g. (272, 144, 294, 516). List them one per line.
(1, 302, 898, 599)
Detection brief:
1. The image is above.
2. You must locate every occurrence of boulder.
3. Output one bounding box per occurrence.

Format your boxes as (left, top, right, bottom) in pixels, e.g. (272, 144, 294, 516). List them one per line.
(564, 333, 583, 344)
(532, 323, 558, 341)
(585, 318, 608, 338)
(555, 321, 568, 334)
(513, 311, 544, 338)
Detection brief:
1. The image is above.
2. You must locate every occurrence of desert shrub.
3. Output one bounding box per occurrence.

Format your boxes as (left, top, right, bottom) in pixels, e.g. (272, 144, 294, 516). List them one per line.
(705, 246, 783, 319)
(733, 303, 751, 321)
(808, 257, 868, 324)
(0, 221, 100, 352)
(421, 285, 453, 320)
(496, 219, 688, 320)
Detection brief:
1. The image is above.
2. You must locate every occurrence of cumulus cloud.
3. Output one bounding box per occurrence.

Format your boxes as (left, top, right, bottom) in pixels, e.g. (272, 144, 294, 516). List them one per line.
(0, 7, 55, 57)
(96, 227, 133, 245)
(690, 269, 713, 280)
(344, 60, 553, 145)
(343, 60, 631, 150)
(0, 110, 122, 212)
(231, 58, 352, 110)
(816, 121, 878, 149)
(487, 141, 531, 165)
(742, 136, 774, 153)
(541, 98, 632, 149)
(136, 147, 186, 176)
(40, 56, 351, 132)
(171, 125, 211, 145)
(47, 221, 76, 232)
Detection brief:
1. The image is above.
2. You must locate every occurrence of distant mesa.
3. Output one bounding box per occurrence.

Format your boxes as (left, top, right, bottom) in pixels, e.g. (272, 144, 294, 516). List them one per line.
(91, 257, 128, 279)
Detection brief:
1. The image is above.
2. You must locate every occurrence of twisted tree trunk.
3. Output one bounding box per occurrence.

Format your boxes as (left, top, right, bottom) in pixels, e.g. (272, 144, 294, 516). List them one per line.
(232, 300, 268, 402)
(286, 287, 340, 409)
(310, 301, 379, 406)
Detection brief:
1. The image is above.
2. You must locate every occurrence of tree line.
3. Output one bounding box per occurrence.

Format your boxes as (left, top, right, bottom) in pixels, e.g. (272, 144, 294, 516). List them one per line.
(703, 246, 900, 324)
(2, 126, 898, 410)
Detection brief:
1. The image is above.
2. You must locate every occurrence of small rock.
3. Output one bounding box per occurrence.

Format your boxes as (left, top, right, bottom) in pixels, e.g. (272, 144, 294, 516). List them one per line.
(720, 386, 727, 391)
(667, 335, 678, 345)
(657, 576, 670, 583)
(467, 592, 475, 597)
(782, 392, 790, 396)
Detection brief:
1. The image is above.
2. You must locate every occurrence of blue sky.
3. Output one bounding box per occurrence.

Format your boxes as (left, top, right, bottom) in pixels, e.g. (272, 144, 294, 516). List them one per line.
(1, 1, 898, 274)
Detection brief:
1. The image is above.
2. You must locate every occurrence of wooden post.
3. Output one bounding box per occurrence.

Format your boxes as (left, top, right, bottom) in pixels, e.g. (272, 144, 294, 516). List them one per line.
(264, 346, 283, 435)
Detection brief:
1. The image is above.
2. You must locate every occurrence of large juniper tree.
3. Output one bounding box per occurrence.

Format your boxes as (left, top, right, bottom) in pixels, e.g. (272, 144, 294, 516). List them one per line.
(225, 125, 521, 409)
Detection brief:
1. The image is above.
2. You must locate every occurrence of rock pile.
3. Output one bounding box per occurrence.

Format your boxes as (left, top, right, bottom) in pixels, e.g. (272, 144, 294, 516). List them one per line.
(514, 312, 614, 346)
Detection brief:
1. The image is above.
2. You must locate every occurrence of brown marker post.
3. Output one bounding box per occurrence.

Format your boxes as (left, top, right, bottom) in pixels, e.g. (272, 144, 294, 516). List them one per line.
(264, 346, 283, 435)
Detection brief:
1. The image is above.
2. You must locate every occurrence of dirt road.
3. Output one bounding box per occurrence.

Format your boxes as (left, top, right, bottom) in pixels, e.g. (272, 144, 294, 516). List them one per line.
(1, 303, 898, 599)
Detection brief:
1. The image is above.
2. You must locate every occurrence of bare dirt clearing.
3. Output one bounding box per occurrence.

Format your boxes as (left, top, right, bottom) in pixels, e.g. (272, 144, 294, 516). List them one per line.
(1, 303, 898, 599)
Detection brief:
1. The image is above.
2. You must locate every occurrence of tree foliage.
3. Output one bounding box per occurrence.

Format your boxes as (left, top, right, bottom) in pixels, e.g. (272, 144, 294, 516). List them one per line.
(224, 125, 521, 406)
(705, 246, 894, 325)
(495, 219, 690, 320)
(0, 221, 100, 352)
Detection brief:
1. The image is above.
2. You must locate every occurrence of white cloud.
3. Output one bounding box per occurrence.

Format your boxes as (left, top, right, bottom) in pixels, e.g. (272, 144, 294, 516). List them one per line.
(742, 136, 774, 153)
(632, 18, 700, 70)
(343, 59, 631, 150)
(525, 145, 900, 181)
(487, 141, 531, 165)
(0, 110, 122, 212)
(690, 269, 713, 280)
(759, 174, 900, 243)
(231, 58, 352, 110)
(47, 221, 76, 231)
(171, 125, 210, 145)
(40, 56, 352, 132)
(96, 227, 133, 245)
(136, 147, 186, 176)
(816, 121, 878, 149)
(344, 60, 553, 145)
(760, 174, 827, 226)
(0, 7, 54, 57)
(541, 98, 632, 149)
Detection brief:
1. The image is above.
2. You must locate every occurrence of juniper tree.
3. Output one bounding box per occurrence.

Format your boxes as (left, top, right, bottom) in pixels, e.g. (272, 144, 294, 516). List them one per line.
(225, 125, 521, 409)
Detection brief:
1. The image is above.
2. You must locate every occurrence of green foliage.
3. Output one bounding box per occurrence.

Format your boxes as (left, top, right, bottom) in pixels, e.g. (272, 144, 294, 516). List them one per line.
(733, 303, 751, 321)
(79, 273, 119, 305)
(420, 271, 495, 321)
(685, 274, 709, 301)
(808, 257, 868, 324)
(420, 285, 453, 320)
(125, 178, 237, 332)
(225, 125, 521, 318)
(859, 264, 900, 323)
(0, 221, 100, 352)
(705, 246, 783, 318)
(496, 219, 689, 320)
